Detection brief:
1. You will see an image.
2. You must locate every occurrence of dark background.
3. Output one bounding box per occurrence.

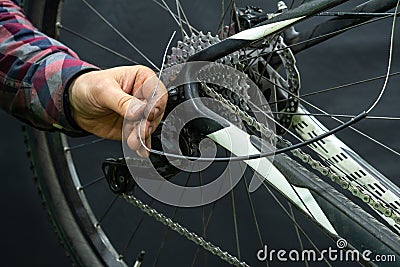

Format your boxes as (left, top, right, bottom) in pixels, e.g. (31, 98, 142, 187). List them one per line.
(0, 0, 399, 266)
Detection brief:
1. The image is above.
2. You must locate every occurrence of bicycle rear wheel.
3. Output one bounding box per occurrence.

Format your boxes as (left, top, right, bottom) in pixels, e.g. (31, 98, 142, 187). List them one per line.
(24, 0, 400, 266)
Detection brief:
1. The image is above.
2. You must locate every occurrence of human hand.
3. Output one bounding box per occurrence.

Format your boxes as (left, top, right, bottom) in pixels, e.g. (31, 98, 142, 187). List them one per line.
(68, 65, 167, 157)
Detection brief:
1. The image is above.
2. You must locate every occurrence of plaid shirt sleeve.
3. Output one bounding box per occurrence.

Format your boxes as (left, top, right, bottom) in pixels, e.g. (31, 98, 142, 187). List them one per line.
(0, 0, 99, 135)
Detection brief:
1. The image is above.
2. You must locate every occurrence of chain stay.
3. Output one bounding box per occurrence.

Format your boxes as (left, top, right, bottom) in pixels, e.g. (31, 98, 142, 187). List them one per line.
(110, 16, 399, 266)
(202, 84, 400, 226)
(114, 60, 399, 267)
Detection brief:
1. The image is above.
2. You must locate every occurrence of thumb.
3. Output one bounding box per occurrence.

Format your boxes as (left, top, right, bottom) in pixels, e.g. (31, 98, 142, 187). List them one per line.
(124, 97, 147, 121)
(100, 83, 147, 120)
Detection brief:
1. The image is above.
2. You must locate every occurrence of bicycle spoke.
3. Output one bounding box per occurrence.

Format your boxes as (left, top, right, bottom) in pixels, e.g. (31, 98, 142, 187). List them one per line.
(45, 1, 400, 266)
(239, 12, 399, 64)
(277, 114, 399, 212)
(249, 98, 400, 202)
(218, 0, 225, 34)
(256, 39, 281, 85)
(64, 138, 104, 151)
(366, 115, 400, 120)
(190, 201, 218, 267)
(79, 0, 159, 70)
(271, 111, 400, 120)
(240, 164, 264, 245)
(290, 12, 397, 54)
(121, 199, 155, 263)
(96, 195, 119, 227)
(252, 69, 400, 156)
(216, 0, 234, 34)
(198, 170, 209, 266)
(154, 0, 198, 35)
(191, 160, 231, 267)
(289, 203, 310, 267)
(176, 0, 194, 35)
(152, 207, 179, 267)
(262, 182, 334, 267)
(319, 11, 400, 17)
(78, 175, 105, 190)
(303, 72, 400, 99)
(153, 169, 194, 267)
(289, 0, 296, 9)
(175, 0, 186, 38)
(366, 0, 399, 114)
(239, 162, 268, 267)
(228, 155, 241, 260)
(298, 95, 400, 156)
(269, 71, 400, 106)
(58, 23, 140, 65)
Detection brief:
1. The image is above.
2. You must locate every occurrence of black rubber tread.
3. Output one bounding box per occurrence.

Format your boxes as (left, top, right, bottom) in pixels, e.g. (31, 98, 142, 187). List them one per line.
(25, 127, 400, 267)
(274, 153, 400, 264)
(22, 1, 400, 267)
(24, 127, 104, 267)
(22, 1, 107, 265)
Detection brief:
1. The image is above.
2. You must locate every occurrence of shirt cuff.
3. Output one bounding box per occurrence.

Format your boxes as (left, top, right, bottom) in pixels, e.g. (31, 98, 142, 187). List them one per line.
(30, 52, 99, 136)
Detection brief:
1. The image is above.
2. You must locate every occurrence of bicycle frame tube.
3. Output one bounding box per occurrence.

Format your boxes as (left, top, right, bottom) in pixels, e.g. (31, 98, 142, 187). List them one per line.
(182, 0, 350, 134)
(186, 0, 350, 63)
(181, 0, 356, 152)
(290, 0, 399, 54)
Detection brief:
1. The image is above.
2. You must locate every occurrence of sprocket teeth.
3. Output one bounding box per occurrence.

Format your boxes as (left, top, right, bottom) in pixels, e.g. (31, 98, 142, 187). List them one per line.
(166, 32, 251, 112)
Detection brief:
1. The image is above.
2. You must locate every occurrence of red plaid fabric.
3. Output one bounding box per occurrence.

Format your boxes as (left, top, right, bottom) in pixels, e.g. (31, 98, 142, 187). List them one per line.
(0, 0, 98, 135)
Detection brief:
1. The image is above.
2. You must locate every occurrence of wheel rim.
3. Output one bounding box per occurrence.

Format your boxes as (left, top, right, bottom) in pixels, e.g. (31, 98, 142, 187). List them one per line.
(26, 1, 400, 266)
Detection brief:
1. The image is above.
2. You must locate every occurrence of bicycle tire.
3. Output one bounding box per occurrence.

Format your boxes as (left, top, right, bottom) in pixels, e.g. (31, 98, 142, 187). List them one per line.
(24, 1, 124, 266)
(24, 125, 400, 267)
(24, 128, 106, 266)
(22, 0, 400, 266)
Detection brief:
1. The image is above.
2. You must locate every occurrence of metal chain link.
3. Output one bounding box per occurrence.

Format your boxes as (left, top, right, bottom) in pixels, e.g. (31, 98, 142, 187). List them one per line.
(123, 194, 250, 267)
(191, 29, 400, 225)
(121, 30, 399, 267)
(203, 83, 400, 226)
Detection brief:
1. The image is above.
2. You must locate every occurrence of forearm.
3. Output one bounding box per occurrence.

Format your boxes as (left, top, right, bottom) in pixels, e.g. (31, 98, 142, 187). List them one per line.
(0, 0, 98, 134)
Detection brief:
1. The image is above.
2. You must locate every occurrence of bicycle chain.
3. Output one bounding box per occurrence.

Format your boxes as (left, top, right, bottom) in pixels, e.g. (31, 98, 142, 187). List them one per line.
(167, 31, 250, 113)
(178, 32, 400, 226)
(202, 83, 400, 226)
(123, 194, 250, 267)
(122, 78, 399, 267)
(167, 32, 300, 133)
(122, 31, 399, 267)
